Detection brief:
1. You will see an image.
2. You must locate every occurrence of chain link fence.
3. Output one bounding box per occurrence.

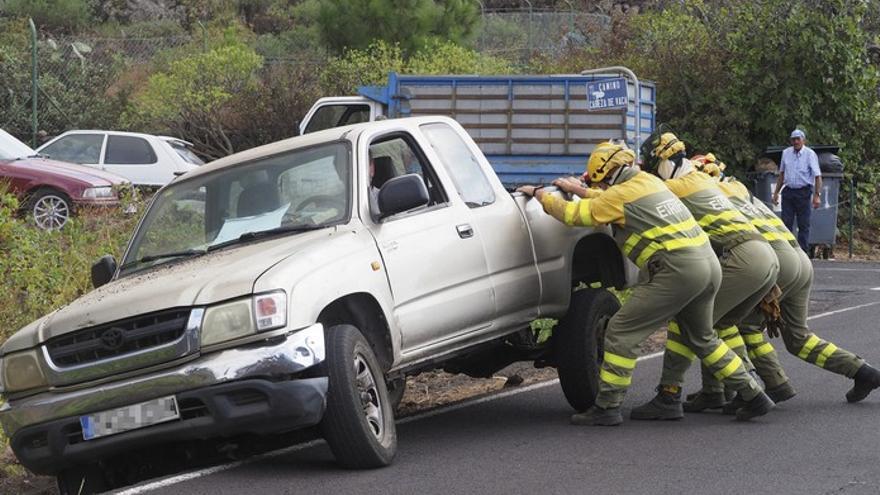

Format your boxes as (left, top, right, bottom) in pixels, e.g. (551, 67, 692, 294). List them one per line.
(3, 9, 609, 147)
(475, 8, 610, 60)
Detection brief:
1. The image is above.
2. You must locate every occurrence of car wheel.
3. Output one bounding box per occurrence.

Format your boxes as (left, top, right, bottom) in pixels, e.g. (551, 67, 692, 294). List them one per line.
(555, 288, 621, 412)
(320, 324, 396, 468)
(27, 188, 72, 230)
(56, 464, 109, 495)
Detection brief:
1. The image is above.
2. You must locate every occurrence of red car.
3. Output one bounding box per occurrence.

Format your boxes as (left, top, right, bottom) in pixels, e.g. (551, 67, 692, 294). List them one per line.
(0, 129, 128, 230)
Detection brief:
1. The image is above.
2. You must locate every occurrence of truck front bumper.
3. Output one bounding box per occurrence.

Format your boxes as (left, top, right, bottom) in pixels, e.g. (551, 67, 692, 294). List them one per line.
(1, 324, 328, 475)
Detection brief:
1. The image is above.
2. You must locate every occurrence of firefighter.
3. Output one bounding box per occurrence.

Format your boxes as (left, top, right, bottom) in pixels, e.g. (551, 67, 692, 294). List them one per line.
(628, 135, 779, 420)
(690, 156, 880, 408)
(516, 141, 772, 426)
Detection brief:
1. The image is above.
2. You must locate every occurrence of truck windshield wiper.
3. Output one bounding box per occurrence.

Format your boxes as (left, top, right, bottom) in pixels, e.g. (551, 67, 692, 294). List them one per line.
(207, 224, 325, 252)
(122, 249, 207, 269)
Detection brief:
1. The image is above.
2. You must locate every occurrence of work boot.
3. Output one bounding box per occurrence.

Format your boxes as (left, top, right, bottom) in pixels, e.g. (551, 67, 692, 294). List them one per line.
(846, 364, 880, 403)
(685, 388, 736, 402)
(734, 391, 775, 421)
(766, 381, 797, 404)
(683, 391, 727, 412)
(630, 386, 683, 420)
(571, 406, 623, 426)
(721, 393, 744, 415)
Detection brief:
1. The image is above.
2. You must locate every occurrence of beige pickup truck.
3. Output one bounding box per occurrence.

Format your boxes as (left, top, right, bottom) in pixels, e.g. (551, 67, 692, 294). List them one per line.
(0, 117, 634, 493)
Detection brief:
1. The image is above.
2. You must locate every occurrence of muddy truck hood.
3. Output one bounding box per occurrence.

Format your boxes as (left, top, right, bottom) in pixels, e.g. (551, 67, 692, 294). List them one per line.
(2, 230, 335, 354)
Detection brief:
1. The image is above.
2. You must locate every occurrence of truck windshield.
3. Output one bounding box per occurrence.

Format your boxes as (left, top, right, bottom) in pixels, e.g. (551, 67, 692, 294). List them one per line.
(121, 142, 351, 274)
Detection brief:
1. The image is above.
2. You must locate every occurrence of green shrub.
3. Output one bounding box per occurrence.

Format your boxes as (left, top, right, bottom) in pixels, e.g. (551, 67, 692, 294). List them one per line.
(126, 43, 264, 158)
(317, 0, 478, 53)
(0, 196, 140, 341)
(320, 39, 513, 95)
(1, 0, 93, 31)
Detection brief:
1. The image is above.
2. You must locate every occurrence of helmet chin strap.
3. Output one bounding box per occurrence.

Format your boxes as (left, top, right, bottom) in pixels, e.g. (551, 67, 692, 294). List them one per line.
(607, 164, 627, 185)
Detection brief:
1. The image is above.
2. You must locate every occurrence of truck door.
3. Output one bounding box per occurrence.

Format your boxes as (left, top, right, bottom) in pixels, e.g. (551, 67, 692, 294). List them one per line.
(363, 130, 496, 354)
(418, 121, 541, 329)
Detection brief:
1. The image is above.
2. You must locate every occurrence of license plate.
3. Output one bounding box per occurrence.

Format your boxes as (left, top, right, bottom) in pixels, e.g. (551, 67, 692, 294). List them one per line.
(80, 396, 180, 441)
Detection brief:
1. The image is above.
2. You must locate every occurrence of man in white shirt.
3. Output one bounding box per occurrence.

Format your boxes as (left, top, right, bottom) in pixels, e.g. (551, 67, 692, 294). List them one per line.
(772, 129, 822, 252)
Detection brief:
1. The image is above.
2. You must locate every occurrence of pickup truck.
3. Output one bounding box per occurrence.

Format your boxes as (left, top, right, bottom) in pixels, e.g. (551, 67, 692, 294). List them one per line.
(0, 117, 634, 493)
(299, 72, 656, 187)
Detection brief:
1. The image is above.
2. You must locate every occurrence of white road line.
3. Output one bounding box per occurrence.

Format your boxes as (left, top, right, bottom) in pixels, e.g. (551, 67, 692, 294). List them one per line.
(814, 268, 880, 273)
(115, 350, 665, 494)
(871, 287, 880, 292)
(115, 298, 880, 494)
(806, 300, 880, 320)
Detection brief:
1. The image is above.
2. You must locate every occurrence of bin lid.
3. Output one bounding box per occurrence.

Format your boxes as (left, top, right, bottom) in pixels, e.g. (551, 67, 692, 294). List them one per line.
(761, 145, 839, 164)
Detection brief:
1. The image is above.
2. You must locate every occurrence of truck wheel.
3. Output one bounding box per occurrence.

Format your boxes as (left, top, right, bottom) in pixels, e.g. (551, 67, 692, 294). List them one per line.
(56, 465, 108, 495)
(320, 324, 396, 468)
(555, 288, 620, 412)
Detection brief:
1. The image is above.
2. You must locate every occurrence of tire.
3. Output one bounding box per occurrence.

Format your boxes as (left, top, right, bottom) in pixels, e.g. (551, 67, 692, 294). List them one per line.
(56, 465, 109, 495)
(555, 288, 621, 412)
(25, 188, 72, 230)
(320, 324, 396, 468)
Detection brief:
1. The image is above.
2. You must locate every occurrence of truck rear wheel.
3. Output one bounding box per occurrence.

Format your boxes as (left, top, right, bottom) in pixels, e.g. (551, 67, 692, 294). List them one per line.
(320, 324, 397, 469)
(556, 288, 620, 412)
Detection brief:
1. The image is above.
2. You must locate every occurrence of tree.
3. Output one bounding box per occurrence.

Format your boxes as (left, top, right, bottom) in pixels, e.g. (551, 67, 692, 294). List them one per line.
(126, 44, 264, 159)
(317, 0, 479, 53)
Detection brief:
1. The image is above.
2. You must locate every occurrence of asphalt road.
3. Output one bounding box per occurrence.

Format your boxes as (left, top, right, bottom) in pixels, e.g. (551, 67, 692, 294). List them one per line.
(117, 260, 880, 495)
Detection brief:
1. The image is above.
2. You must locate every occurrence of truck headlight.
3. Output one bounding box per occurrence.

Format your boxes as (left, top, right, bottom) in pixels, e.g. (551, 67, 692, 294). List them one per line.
(1, 350, 48, 393)
(200, 291, 287, 347)
(82, 187, 116, 199)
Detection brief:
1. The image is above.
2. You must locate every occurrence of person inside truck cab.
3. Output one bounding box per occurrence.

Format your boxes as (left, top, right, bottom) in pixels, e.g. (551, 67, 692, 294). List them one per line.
(369, 154, 396, 216)
(516, 141, 773, 426)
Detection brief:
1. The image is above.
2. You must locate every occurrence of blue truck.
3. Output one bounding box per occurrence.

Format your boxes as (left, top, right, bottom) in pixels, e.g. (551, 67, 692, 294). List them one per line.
(299, 72, 656, 187)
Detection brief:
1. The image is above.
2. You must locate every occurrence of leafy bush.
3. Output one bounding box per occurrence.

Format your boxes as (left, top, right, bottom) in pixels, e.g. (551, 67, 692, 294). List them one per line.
(1, 0, 94, 32)
(320, 39, 513, 95)
(126, 43, 264, 158)
(0, 189, 140, 341)
(317, 0, 478, 53)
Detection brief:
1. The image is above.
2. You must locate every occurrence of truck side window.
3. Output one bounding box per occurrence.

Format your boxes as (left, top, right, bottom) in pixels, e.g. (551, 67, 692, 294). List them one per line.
(369, 134, 447, 209)
(420, 123, 496, 208)
(304, 104, 370, 134)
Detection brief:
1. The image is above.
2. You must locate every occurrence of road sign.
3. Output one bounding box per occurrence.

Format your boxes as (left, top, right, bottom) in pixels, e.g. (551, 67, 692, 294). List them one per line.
(587, 78, 628, 110)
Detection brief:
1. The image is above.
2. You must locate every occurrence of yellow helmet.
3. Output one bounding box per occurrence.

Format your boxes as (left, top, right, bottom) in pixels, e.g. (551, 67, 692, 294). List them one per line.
(652, 132, 686, 160)
(585, 141, 636, 184)
(691, 153, 727, 177)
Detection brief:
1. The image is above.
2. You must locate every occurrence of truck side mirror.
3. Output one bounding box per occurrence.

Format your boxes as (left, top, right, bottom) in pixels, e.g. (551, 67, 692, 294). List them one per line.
(378, 174, 429, 219)
(293, 120, 301, 137)
(91, 255, 118, 288)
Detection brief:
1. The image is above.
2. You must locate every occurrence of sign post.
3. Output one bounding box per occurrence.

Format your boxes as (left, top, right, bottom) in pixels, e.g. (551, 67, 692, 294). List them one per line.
(581, 66, 642, 162)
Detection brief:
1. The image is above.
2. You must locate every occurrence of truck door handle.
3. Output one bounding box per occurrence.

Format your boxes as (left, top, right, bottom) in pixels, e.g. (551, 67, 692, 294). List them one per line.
(456, 224, 474, 239)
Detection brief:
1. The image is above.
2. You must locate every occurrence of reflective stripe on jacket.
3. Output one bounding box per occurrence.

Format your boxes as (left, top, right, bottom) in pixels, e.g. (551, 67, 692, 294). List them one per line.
(717, 179, 800, 250)
(664, 171, 764, 251)
(540, 168, 709, 268)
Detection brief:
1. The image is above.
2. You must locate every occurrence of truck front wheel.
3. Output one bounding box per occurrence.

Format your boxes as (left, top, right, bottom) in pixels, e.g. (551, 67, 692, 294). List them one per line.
(555, 288, 620, 412)
(320, 324, 397, 468)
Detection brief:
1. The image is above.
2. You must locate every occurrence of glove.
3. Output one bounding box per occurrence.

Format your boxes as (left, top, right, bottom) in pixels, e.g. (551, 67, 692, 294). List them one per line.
(759, 285, 784, 338)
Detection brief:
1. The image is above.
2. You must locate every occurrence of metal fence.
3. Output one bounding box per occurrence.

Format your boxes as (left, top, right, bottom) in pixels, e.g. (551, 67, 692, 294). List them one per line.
(3, 9, 609, 147)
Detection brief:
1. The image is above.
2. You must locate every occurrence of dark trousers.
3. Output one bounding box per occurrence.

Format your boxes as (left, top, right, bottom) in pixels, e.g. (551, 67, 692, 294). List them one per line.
(781, 186, 812, 252)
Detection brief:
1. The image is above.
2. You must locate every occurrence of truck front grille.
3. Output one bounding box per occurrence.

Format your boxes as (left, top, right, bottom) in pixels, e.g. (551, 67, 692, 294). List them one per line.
(46, 310, 190, 368)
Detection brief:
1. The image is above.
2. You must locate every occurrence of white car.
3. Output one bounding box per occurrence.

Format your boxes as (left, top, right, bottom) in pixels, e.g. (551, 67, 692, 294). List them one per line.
(37, 131, 204, 187)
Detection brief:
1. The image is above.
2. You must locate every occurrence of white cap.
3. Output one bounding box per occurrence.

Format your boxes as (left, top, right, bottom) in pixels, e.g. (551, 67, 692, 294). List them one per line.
(790, 129, 806, 140)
